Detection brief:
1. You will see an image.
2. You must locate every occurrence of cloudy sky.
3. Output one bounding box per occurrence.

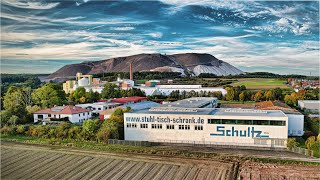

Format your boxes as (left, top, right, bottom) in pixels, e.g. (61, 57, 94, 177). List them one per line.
(1, 0, 319, 75)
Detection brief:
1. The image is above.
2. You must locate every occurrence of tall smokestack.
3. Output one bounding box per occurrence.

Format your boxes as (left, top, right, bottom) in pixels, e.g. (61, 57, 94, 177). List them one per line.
(130, 63, 133, 80)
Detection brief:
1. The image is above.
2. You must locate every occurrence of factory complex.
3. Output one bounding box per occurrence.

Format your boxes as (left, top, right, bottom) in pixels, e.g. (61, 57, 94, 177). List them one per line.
(124, 97, 293, 148)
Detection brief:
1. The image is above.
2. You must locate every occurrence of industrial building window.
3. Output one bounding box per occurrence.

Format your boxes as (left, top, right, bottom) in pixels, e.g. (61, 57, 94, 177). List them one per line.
(127, 123, 137, 128)
(79, 114, 80, 117)
(166, 125, 174, 130)
(140, 124, 148, 129)
(195, 125, 203, 130)
(222, 120, 237, 124)
(253, 120, 269, 125)
(208, 119, 221, 124)
(151, 124, 162, 129)
(83, 113, 85, 116)
(98, 108, 101, 110)
(237, 120, 253, 125)
(270, 121, 286, 126)
(178, 125, 190, 130)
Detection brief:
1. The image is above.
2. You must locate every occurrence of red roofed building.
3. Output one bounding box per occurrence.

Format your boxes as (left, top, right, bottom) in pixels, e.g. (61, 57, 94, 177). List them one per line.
(110, 96, 147, 105)
(33, 105, 92, 124)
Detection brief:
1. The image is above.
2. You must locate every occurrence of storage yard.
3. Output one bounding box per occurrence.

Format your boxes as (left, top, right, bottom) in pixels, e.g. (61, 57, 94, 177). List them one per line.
(1, 142, 319, 179)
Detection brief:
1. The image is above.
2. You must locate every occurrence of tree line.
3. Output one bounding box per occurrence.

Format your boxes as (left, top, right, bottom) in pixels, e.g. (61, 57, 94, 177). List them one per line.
(0, 107, 130, 143)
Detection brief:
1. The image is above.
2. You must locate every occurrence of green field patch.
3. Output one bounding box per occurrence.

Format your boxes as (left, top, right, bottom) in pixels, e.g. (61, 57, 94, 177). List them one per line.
(231, 78, 286, 89)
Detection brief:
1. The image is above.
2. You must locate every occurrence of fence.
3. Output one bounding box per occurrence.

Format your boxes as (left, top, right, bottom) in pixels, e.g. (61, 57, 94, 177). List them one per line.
(107, 139, 151, 147)
(151, 140, 287, 151)
(288, 147, 314, 157)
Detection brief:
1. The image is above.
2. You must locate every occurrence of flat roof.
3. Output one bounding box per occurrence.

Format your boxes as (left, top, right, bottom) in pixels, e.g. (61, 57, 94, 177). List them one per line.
(159, 97, 217, 108)
(298, 100, 320, 104)
(129, 108, 287, 118)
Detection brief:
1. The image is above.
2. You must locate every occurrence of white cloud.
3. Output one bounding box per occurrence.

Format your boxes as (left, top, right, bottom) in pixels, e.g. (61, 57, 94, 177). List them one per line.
(111, 27, 135, 31)
(147, 32, 163, 38)
(2, 0, 59, 9)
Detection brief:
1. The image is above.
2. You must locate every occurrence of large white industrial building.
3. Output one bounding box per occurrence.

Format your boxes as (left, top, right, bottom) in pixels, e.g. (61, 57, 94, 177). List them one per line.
(124, 98, 288, 148)
(135, 85, 227, 96)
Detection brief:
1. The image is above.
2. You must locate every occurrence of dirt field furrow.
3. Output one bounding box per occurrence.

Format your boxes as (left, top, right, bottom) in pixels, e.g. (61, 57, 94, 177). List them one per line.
(31, 155, 78, 179)
(70, 158, 107, 180)
(79, 158, 114, 180)
(162, 165, 179, 180)
(99, 160, 129, 179)
(49, 156, 93, 180)
(131, 163, 155, 180)
(119, 162, 146, 180)
(1, 150, 36, 171)
(141, 163, 163, 180)
(17, 154, 69, 179)
(63, 157, 99, 180)
(110, 161, 137, 180)
(1, 152, 49, 176)
(2, 153, 61, 179)
(174, 166, 191, 180)
(89, 159, 122, 180)
(152, 164, 172, 180)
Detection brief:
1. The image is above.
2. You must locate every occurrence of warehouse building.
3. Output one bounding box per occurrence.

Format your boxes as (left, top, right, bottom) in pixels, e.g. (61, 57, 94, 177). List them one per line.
(124, 98, 288, 148)
(298, 100, 320, 113)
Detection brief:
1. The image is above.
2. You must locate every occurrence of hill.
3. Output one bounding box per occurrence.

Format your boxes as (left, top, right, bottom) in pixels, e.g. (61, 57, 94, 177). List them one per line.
(48, 53, 243, 80)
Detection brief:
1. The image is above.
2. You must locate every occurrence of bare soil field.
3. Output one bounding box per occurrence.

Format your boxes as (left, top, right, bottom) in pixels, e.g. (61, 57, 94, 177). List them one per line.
(239, 161, 320, 180)
(1, 142, 319, 180)
(1, 142, 237, 180)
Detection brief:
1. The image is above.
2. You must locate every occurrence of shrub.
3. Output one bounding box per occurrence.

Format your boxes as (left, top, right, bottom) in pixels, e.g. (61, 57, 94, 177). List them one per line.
(68, 126, 82, 140)
(16, 125, 27, 135)
(96, 127, 111, 143)
(48, 128, 56, 138)
(287, 138, 297, 150)
(82, 120, 101, 141)
(0, 125, 15, 135)
(56, 122, 71, 139)
(305, 136, 316, 150)
(36, 126, 50, 138)
(310, 142, 320, 158)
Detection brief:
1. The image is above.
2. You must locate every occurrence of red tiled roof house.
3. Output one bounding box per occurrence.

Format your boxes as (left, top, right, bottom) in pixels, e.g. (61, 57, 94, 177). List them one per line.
(33, 105, 92, 124)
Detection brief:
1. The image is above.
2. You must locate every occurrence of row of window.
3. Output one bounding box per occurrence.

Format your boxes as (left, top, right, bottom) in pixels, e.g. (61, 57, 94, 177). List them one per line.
(126, 123, 203, 131)
(207, 119, 286, 126)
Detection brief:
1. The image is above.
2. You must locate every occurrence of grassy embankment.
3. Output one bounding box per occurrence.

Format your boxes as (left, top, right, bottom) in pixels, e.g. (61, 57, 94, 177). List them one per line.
(1, 134, 319, 166)
(231, 78, 287, 89)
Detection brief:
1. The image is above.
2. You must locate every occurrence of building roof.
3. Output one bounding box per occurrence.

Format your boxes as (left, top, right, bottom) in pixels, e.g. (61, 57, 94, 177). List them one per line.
(255, 101, 302, 115)
(222, 101, 302, 115)
(34, 106, 91, 115)
(111, 96, 147, 104)
(159, 97, 217, 108)
(129, 108, 287, 118)
(100, 101, 159, 115)
(76, 102, 121, 107)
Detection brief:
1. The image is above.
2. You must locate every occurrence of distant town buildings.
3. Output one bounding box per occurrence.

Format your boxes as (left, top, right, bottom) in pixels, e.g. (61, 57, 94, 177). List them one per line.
(287, 78, 320, 92)
(63, 73, 106, 94)
(33, 105, 92, 124)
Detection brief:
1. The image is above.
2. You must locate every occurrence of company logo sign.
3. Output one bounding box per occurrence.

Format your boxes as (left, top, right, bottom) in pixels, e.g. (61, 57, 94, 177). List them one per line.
(210, 126, 269, 138)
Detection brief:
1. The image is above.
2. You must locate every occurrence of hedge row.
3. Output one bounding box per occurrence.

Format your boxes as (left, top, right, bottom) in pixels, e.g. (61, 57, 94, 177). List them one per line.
(0, 119, 121, 143)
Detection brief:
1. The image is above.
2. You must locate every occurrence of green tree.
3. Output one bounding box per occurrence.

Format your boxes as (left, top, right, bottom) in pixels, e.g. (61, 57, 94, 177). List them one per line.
(254, 91, 263, 101)
(82, 119, 101, 140)
(85, 89, 98, 103)
(0, 110, 12, 126)
(225, 87, 235, 101)
(101, 83, 120, 99)
(3, 86, 26, 119)
(265, 90, 274, 101)
(305, 136, 316, 150)
(239, 92, 245, 103)
(287, 138, 297, 150)
(272, 88, 283, 100)
(8, 115, 19, 126)
(32, 84, 65, 108)
(70, 87, 86, 104)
